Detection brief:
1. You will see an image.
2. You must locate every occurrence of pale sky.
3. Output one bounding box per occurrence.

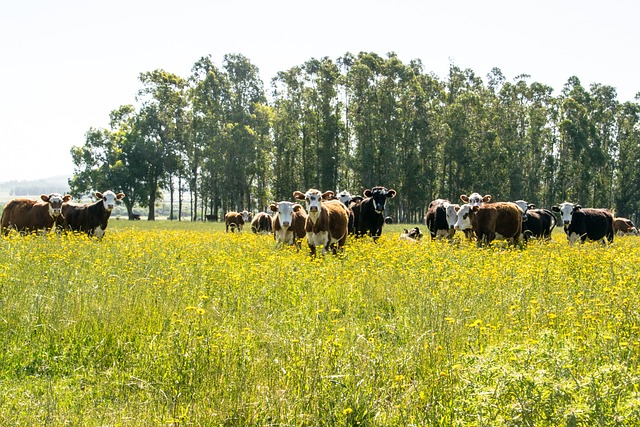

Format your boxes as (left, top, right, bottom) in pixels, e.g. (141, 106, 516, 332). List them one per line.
(1, 0, 638, 183)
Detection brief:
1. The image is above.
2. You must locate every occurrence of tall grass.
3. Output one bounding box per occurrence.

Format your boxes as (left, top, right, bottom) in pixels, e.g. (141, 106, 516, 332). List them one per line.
(0, 221, 639, 426)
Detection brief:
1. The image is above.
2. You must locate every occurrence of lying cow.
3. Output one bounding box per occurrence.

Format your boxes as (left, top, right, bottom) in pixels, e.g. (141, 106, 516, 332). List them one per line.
(294, 189, 348, 255)
(400, 227, 423, 242)
(1, 193, 71, 235)
(425, 199, 458, 239)
(355, 186, 396, 241)
(552, 203, 614, 245)
(454, 202, 522, 246)
(62, 190, 125, 238)
(613, 217, 639, 236)
(225, 210, 250, 232)
(251, 212, 273, 234)
(269, 201, 307, 248)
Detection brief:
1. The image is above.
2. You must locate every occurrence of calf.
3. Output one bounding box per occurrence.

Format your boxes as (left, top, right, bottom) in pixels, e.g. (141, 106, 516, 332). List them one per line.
(62, 191, 125, 238)
(269, 201, 308, 248)
(454, 202, 522, 246)
(425, 199, 456, 239)
(1, 193, 71, 235)
(251, 212, 273, 234)
(355, 186, 396, 241)
(400, 227, 423, 241)
(293, 189, 349, 255)
(553, 204, 614, 244)
(225, 210, 250, 232)
(613, 217, 639, 236)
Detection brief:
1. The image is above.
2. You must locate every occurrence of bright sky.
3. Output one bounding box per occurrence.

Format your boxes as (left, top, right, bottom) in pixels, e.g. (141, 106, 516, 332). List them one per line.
(1, 0, 638, 183)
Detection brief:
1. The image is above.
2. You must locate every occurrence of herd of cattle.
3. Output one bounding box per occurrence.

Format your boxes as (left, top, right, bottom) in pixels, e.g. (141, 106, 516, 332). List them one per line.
(1, 188, 638, 253)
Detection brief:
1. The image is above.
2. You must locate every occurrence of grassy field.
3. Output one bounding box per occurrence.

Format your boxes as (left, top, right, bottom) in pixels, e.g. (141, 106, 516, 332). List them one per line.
(1, 220, 639, 426)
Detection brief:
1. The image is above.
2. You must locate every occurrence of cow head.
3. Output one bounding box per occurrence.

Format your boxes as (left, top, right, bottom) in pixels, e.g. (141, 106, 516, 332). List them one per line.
(269, 201, 303, 228)
(364, 186, 396, 213)
(96, 190, 125, 211)
(514, 200, 535, 215)
(241, 210, 251, 222)
(551, 202, 578, 226)
(41, 193, 71, 217)
(294, 189, 333, 222)
(454, 204, 478, 231)
(336, 190, 353, 207)
(444, 202, 460, 231)
(460, 193, 491, 206)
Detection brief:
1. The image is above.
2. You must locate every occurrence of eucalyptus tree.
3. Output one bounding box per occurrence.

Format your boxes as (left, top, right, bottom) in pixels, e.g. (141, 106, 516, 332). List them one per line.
(615, 100, 640, 219)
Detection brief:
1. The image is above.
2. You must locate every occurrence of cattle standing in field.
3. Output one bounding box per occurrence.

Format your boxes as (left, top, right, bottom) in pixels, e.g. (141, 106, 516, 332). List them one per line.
(613, 217, 639, 236)
(425, 199, 458, 239)
(1, 193, 71, 235)
(251, 212, 273, 234)
(513, 200, 557, 241)
(293, 189, 349, 255)
(269, 201, 308, 248)
(454, 202, 522, 246)
(355, 186, 396, 241)
(552, 203, 614, 245)
(400, 227, 423, 241)
(62, 191, 124, 238)
(225, 210, 250, 232)
(336, 190, 357, 234)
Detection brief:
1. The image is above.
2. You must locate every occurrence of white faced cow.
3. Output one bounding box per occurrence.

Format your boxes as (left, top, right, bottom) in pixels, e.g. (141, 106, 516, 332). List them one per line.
(269, 201, 308, 248)
(62, 190, 125, 238)
(293, 189, 349, 255)
(1, 193, 71, 235)
(552, 202, 614, 245)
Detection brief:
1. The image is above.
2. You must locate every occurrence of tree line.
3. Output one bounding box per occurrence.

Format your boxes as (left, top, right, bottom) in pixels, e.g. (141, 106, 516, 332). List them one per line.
(69, 52, 640, 223)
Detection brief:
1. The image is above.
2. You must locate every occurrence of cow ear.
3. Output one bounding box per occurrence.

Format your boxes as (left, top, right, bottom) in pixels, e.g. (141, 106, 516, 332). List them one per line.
(363, 189, 372, 197)
(95, 192, 104, 199)
(472, 206, 480, 212)
(40, 194, 49, 202)
(387, 189, 396, 198)
(63, 195, 72, 202)
(117, 193, 125, 200)
(574, 205, 582, 211)
(293, 191, 305, 200)
(322, 191, 334, 200)
(460, 195, 470, 203)
(482, 195, 492, 203)
(293, 203, 303, 212)
(269, 203, 278, 212)
(528, 203, 536, 209)
(551, 206, 560, 212)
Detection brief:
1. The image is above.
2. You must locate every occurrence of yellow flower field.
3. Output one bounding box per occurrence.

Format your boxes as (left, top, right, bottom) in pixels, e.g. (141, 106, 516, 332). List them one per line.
(0, 221, 639, 425)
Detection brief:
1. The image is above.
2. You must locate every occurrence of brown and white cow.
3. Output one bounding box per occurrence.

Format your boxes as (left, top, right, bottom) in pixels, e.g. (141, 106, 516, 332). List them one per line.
(269, 201, 308, 248)
(552, 203, 614, 245)
(62, 190, 124, 238)
(251, 211, 273, 234)
(294, 189, 349, 255)
(454, 202, 522, 246)
(1, 193, 71, 235)
(613, 217, 639, 236)
(224, 210, 250, 232)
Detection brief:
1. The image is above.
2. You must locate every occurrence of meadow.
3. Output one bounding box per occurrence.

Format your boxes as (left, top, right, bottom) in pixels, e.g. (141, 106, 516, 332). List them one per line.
(0, 220, 639, 426)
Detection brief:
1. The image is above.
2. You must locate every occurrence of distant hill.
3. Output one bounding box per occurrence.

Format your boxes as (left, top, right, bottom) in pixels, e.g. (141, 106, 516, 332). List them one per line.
(0, 175, 71, 202)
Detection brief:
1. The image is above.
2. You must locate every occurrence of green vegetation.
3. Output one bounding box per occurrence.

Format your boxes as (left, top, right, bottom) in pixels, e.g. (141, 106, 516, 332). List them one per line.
(1, 222, 639, 425)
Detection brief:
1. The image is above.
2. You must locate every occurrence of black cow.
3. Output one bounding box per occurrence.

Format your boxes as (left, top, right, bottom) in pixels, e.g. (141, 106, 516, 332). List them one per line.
(522, 209, 557, 241)
(552, 204, 614, 245)
(425, 199, 456, 239)
(62, 190, 125, 238)
(355, 186, 396, 241)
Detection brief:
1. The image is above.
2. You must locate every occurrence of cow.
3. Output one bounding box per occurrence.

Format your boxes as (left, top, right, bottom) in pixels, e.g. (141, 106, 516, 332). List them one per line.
(454, 202, 522, 246)
(251, 212, 273, 234)
(513, 200, 557, 241)
(400, 227, 423, 242)
(1, 193, 71, 235)
(355, 186, 396, 241)
(293, 189, 349, 255)
(460, 193, 492, 207)
(613, 217, 639, 236)
(336, 190, 357, 234)
(269, 201, 308, 248)
(225, 210, 250, 232)
(425, 199, 457, 239)
(552, 203, 614, 245)
(62, 190, 125, 238)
